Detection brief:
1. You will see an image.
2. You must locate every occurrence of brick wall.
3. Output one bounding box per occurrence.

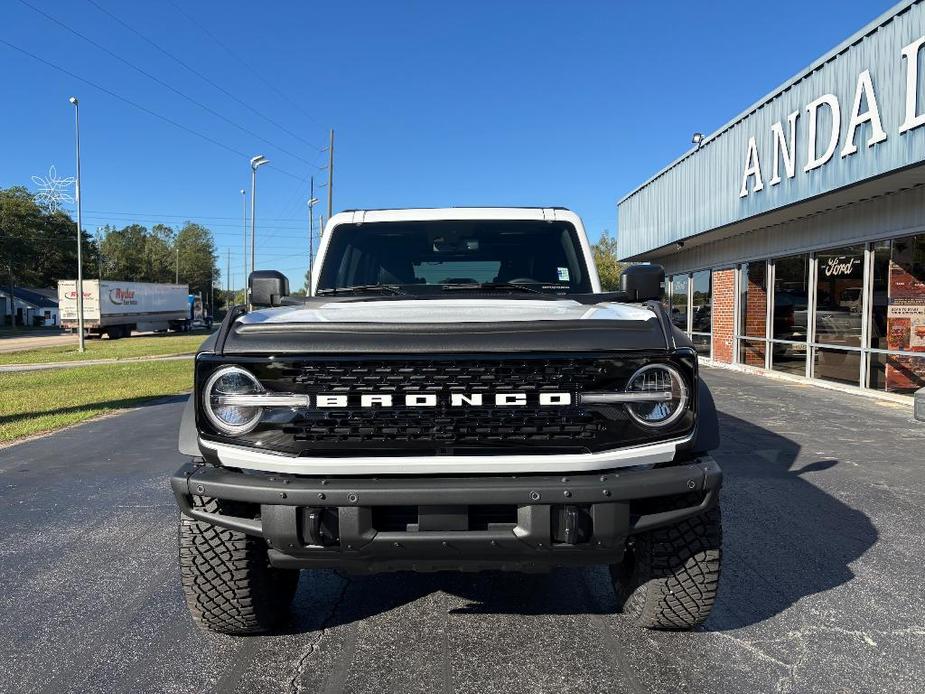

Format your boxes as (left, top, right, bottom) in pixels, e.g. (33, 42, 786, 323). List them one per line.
(743, 273, 766, 366)
(711, 269, 735, 363)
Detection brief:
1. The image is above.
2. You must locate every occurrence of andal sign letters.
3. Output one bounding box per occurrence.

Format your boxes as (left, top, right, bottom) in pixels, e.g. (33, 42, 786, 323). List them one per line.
(739, 35, 925, 198)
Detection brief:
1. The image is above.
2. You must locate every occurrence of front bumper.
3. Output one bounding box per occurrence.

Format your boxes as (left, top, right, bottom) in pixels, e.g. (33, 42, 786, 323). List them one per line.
(170, 456, 721, 573)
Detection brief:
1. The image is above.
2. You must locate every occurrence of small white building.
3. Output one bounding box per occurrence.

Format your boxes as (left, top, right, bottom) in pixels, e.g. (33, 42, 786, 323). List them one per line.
(0, 287, 59, 327)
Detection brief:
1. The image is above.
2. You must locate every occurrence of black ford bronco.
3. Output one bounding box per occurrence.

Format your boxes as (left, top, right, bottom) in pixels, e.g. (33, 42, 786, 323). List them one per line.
(171, 208, 722, 634)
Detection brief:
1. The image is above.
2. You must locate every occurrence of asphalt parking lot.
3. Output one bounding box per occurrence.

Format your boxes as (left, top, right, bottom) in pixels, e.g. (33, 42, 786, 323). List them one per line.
(1, 367, 923, 694)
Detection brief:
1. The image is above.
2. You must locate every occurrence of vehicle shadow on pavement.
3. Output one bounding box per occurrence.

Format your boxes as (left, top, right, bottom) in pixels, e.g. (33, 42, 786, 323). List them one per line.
(702, 411, 878, 632)
(0, 394, 189, 427)
(284, 410, 878, 633)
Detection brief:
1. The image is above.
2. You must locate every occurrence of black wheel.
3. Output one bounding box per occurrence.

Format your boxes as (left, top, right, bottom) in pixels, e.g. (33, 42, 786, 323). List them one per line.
(610, 503, 722, 630)
(179, 497, 299, 635)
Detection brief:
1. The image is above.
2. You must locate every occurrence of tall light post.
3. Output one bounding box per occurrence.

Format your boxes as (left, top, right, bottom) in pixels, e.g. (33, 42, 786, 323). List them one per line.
(240, 188, 246, 305)
(68, 96, 85, 353)
(307, 176, 319, 297)
(248, 154, 269, 306)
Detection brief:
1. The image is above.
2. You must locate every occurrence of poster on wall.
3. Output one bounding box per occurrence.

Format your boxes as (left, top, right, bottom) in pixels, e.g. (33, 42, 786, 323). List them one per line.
(886, 304, 925, 349)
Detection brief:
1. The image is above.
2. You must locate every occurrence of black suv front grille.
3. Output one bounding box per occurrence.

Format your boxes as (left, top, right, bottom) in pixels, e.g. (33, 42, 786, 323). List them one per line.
(290, 407, 601, 445)
(197, 353, 695, 455)
(284, 358, 608, 448)
(292, 359, 607, 393)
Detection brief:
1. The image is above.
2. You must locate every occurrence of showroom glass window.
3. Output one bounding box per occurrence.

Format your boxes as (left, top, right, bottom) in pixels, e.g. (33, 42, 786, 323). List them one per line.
(690, 270, 711, 356)
(813, 245, 865, 385)
(770, 254, 809, 376)
(868, 234, 925, 394)
(669, 275, 689, 331)
(738, 262, 767, 367)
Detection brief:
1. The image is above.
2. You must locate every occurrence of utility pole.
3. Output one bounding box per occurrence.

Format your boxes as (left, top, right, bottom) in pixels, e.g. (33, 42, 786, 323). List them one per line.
(308, 176, 320, 297)
(226, 248, 231, 308)
(69, 96, 85, 352)
(326, 129, 334, 218)
(175, 246, 179, 284)
(240, 188, 246, 306)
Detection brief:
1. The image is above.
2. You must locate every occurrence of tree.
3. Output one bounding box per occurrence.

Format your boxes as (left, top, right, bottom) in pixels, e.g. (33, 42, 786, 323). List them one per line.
(146, 224, 176, 282)
(101, 224, 148, 281)
(175, 222, 220, 298)
(592, 229, 627, 291)
(0, 185, 99, 289)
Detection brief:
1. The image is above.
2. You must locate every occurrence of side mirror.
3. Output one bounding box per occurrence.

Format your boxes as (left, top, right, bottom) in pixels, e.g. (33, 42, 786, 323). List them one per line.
(249, 270, 289, 308)
(621, 264, 665, 302)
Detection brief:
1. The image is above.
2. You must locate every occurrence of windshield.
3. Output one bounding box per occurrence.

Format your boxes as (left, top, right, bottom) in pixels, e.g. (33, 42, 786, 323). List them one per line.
(316, 220, 593, 294)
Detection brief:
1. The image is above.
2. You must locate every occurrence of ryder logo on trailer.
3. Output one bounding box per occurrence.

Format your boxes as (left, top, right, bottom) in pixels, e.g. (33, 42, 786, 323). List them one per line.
(109, 288, 138, 305)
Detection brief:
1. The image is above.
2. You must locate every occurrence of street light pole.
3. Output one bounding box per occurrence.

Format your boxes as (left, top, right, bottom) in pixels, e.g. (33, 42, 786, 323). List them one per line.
(248, 155, 269, 307)
(69, 96, 85, 353)
(240, 188, 246, 305)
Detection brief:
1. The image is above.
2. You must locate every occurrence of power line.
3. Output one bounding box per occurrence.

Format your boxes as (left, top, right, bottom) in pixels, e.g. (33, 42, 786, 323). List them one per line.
(0, 38, 304, 180)
(81, 215, 307, 233)
(167, 0, 323, 130)
(15, 0, 320, 169)
(83, 214, 305, 229)
(84, 209, 303, 222)
(82, 0, 325, 153)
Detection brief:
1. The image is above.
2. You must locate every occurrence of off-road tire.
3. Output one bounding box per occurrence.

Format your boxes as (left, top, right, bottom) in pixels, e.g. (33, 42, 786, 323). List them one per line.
(610, 503, 722, 630)
(179, 497, 299, 635)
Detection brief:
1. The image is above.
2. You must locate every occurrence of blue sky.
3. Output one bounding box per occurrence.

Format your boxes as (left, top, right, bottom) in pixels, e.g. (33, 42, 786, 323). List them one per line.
(0, 0, 897, 290)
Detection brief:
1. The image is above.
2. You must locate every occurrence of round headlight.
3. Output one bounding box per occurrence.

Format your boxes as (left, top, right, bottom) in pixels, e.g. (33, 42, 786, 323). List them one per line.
(203, 366, 264, 436)
(624, 364, 688, 427)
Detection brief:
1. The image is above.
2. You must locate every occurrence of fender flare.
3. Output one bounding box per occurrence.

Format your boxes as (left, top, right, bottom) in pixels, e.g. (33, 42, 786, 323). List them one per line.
(178, 395, 200, 457)
(691, 380, 720, 453)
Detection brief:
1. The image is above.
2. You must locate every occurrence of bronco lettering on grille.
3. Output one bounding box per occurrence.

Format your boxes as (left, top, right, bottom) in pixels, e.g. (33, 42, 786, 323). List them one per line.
(315, 392, 573, 408)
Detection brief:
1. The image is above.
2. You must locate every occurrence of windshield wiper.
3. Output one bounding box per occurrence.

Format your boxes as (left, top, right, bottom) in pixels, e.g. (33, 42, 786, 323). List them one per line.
(441, 282, 544, 295)
(316, 284, 406, 296)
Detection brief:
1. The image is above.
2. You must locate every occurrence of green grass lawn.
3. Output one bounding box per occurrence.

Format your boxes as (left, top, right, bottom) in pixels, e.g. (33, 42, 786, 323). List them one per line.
(0, 332, 210, 365)
(0, 360, 192, 442)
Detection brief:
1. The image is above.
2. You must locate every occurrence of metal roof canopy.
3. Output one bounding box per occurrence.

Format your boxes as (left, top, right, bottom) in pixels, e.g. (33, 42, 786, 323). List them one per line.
(617, 0, 925, 260)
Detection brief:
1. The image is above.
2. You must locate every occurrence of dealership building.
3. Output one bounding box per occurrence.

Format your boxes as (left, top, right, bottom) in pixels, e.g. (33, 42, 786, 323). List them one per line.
(617, 0, 925, 398)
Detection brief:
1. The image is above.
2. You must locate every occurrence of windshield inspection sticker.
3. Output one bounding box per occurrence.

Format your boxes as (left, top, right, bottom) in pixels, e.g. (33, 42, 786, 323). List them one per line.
(557, 267, 570, 281)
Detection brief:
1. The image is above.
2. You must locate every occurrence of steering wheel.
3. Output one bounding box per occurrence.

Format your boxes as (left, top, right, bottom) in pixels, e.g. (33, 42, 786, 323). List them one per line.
(507, 277, 539, 284)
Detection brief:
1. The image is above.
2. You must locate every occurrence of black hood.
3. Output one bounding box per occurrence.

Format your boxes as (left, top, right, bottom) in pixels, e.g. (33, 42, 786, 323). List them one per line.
(210, 296, 675, 355)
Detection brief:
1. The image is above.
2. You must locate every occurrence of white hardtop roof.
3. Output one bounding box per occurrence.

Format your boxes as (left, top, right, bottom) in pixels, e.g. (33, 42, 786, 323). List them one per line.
(324, 207, 582, 229)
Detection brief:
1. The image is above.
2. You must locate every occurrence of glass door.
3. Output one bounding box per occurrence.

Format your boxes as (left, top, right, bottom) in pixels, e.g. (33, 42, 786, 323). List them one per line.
(812, 245, 865, 386)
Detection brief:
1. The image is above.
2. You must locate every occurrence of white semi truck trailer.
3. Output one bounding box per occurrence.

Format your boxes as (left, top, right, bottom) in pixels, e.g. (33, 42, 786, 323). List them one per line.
(57, 280, 191, 338)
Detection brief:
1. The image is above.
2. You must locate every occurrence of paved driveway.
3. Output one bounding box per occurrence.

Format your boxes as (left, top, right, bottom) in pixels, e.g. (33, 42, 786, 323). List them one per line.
(0, 368, 923, 693)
